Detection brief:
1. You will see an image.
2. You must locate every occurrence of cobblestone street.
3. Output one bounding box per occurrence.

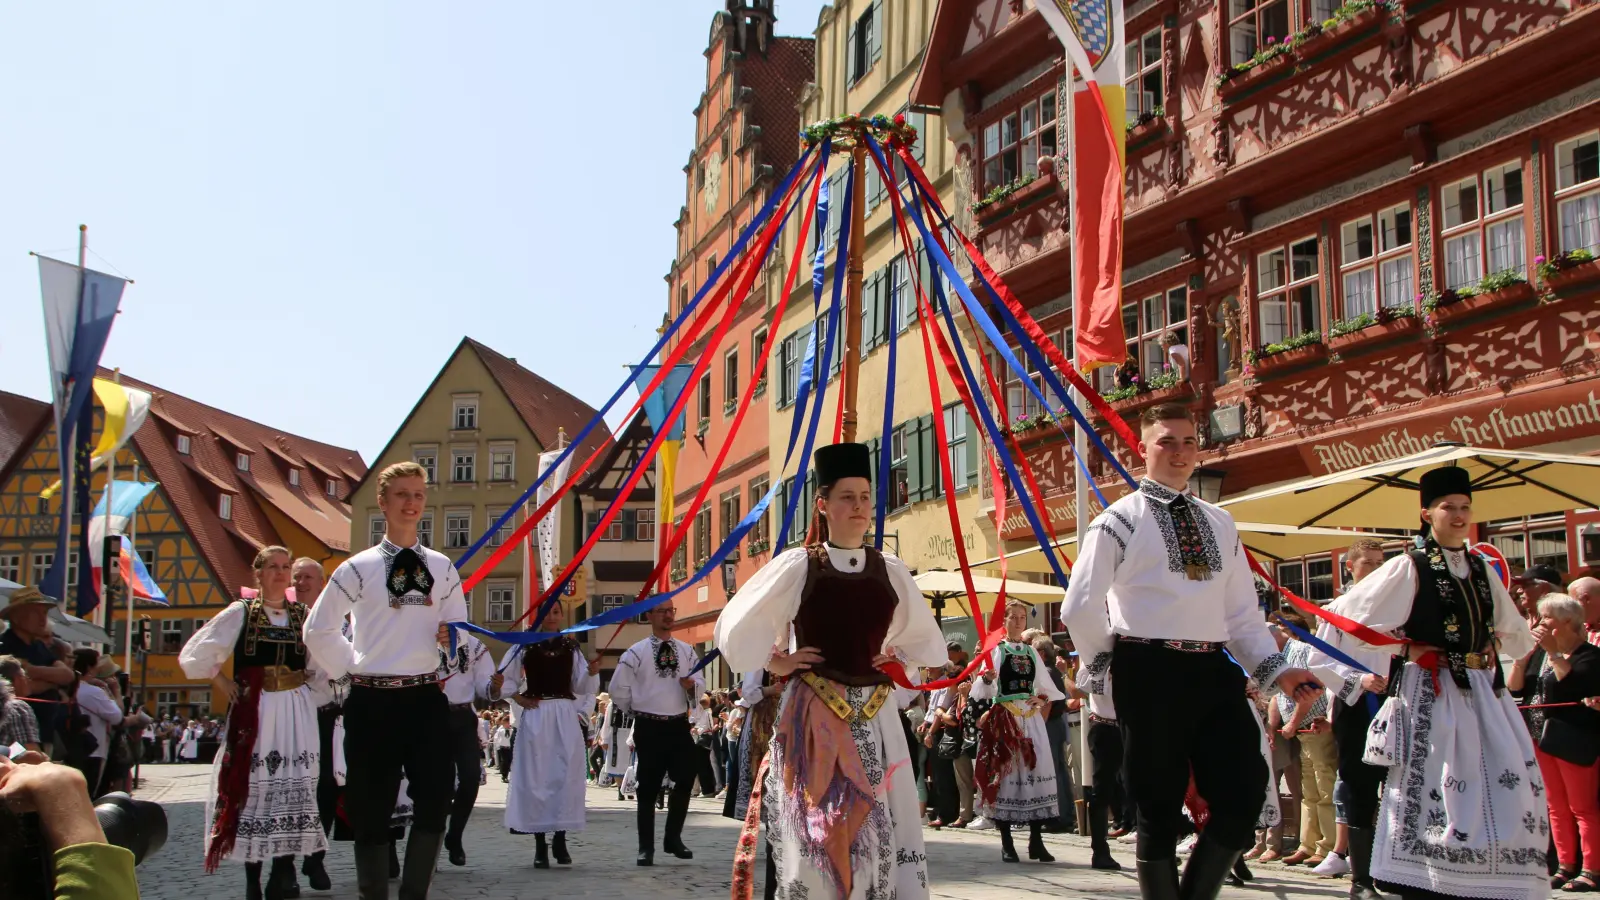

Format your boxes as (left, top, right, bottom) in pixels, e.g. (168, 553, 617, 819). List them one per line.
(130, 764, 1341, 900)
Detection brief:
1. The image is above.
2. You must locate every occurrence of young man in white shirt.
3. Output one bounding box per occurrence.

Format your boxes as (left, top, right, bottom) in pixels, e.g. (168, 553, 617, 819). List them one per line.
(304, 462, 469, 900)
(607, 602, 703, 865)
(1062, 404, 1320, 900)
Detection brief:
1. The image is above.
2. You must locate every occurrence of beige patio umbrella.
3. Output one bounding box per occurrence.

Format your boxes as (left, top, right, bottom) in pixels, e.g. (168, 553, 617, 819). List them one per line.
(1218, 442, 1600, 530)
(968, 521, 1390, 574)
(912, 569, 1064, 622)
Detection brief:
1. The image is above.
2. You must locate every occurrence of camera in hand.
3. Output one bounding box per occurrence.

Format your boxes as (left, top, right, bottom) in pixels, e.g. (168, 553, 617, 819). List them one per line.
(2, 791, 167, 900)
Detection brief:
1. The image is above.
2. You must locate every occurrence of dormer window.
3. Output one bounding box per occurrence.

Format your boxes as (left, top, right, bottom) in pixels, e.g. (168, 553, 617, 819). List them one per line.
(176, 434, 191, 455)
(326, 479, 339, 498)
(289, 468, 300, 487)
(236, 452, 251, 472)
(219, 494, 233, 520)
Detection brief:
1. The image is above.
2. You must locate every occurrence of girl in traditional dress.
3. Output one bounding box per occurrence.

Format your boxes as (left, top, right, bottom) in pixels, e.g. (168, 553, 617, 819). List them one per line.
(503, 635, 600, 868)
(970, 600, 1064, 863)
(180, 720, 199, 762)
(179, 546, 327, 900)
(714, 443, 948, 900)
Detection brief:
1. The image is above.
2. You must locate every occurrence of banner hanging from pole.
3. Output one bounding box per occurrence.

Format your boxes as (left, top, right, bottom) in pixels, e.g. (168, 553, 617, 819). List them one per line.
(1036, 0, 1128, 374)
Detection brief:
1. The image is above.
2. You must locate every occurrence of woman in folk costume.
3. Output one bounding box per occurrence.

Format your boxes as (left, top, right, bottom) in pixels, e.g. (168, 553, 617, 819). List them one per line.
(178, 546, 327, 900)
(969, 599, 1064, 863)
(714, 443, 948, 900)
(1310, 466, 1545, 900)
(502, 634, 601, 868)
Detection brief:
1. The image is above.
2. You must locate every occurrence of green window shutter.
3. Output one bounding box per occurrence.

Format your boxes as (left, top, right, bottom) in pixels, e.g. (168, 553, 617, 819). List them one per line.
(917, 239, 933, 310)
(872, 271, 887, 348)
(870, 0, 884, 64)
(620, 508, 636, 538)
(921, 414, 939, 500)
(904, 419, 922, 505)
(845, 24, 857, 84)
(965, 409, 980, 489)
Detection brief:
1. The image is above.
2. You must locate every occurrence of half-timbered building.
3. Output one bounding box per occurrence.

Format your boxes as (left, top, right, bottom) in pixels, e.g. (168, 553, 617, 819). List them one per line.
(911, 0, 1600, 589)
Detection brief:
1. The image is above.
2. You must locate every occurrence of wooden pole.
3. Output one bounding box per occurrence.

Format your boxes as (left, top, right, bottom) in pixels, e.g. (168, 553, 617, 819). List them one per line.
(841, 140, 868, 444)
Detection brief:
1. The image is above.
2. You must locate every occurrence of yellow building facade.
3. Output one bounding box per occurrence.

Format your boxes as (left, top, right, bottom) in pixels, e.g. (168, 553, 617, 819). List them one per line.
(764, 0, 995, 583)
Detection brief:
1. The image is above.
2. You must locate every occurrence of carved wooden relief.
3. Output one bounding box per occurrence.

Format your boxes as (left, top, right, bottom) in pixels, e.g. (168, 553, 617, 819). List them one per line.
(1412, 0, 1565, 83)
(1256, 348, 1429, 434)
(1203, 224, 1245, 285)
(1226, 45, 1392, 168)
(1442, 309, 1600, 393)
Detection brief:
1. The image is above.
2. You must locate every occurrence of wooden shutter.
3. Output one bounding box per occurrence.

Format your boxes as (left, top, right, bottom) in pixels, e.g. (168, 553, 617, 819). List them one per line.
(620, 508, 636, 539)
(870, 0, 884, 65)
(845, 22, 857, 84)
(827, 173, 843, 250)
(903, 419, 921, 506)
(965, 408, 980, 489)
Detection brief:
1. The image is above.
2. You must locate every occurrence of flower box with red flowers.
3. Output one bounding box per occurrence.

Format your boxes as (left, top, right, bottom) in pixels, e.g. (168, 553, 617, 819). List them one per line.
(1538, 250, 1600, 292)
(1425, 273, 1535, 325)
(1327, 307, 1422, 357)
(1244, 334, 1328, 377)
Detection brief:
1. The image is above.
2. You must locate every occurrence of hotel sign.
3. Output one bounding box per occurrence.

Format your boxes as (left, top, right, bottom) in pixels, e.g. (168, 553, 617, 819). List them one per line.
(1300, 381, 1600, 474)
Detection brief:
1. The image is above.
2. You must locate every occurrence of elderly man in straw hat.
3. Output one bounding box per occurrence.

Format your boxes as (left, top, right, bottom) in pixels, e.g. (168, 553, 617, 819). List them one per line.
(0, 586, 78, 755)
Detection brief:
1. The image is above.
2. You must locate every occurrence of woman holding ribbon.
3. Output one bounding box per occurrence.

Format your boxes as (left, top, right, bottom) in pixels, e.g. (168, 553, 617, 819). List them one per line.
(502, 634, 600, 869)
(970, 599, 1064, 863)
(179, 545, 327, 900)
(1313, 466, 1544, 900)
(714, 443, 948, 900)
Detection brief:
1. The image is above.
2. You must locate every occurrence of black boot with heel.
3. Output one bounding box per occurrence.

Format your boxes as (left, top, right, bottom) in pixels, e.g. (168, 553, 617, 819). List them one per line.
(999, 822, 1020, 862)
(1027, 822, 1055, 862)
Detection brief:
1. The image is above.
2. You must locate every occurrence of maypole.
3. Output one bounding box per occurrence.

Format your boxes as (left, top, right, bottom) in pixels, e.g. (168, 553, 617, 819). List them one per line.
(842, 141, 868, 442)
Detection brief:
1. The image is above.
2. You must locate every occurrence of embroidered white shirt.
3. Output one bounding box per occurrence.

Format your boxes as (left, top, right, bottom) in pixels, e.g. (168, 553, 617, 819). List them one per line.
(437, 632, 495, 706)
(1060, 479, 1289, 702)
(303, 539, 470, 681)
(608, 636, 703, 717)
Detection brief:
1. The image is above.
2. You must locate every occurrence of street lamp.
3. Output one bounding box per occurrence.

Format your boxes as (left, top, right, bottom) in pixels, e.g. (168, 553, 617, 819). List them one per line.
(722, 558, 738, 597)
(1189, 467, 1226, 503)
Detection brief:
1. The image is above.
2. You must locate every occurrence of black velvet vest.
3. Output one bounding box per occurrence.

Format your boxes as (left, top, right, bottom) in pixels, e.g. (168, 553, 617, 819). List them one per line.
(232, 599, 309, 671)
(795, 546, 896, 687)
(1400, 542, 1502, 691)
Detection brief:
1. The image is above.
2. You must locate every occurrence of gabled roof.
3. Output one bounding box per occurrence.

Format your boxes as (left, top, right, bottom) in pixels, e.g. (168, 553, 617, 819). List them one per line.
(0, 390, 52, 489)
(111, 370, 367, 592)
(464, 339, 612, 464)
(351, 337, 613, 497)
(578, 412, 656, 497)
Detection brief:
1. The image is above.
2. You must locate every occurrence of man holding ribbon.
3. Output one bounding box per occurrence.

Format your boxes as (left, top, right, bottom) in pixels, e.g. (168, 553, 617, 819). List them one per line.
(304, 461, 468, 900)
(714, 442, 948, 900)
(1310, 466, 1544, 900)
(608, 602, 704, 866)
(1061, 405, 1321, 900)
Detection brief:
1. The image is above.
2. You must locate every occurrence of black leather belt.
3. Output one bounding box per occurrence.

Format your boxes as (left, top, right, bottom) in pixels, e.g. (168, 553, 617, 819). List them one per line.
(634, 711, 687, 722)
(1118, 636, 1225, 653)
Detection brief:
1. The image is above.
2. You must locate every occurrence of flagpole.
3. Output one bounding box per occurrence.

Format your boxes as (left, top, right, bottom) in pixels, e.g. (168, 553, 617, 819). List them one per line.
(59, 225, 87, 619)
(125, 463, 139, 677)
(1064, 58, 1095, 837)
(100, 369, 120, 635)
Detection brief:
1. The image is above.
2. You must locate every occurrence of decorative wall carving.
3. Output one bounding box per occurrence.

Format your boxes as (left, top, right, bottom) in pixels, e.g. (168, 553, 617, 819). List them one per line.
(1256, 349, 1430, 434)
(1412, 0, 1566, 85)
(1226, 45, 1391, 168)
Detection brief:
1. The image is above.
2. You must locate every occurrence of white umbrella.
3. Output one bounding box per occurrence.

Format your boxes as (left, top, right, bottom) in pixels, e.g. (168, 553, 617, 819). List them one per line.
(1218, 442, 1600, 530)
(913, 569, 1064, 620)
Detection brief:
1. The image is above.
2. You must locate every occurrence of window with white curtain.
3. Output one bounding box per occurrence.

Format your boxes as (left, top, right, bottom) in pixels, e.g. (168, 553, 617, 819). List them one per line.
(1340, 203, 1414, 316)
(1256, 237, 1321, 345)
(1441, 161, 1525, 289)
(1556, 131, 1600, 255)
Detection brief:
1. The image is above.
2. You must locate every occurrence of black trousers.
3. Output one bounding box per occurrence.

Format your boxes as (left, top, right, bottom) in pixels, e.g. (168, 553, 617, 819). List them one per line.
(1088, 717, 1126, 822)
(316, 705, 341, 842)
(445, 705, 482, 842)
(1333, 694, 1385, 828)
(695, 741, 718, 795)
(496, 746, 513, 781)
(343, 683, 452, 844)
(1112, 641, 1267, 861)
(633, 715, 697, 851)
(930, 753, 960, 824)
(1046, 715, 1074, 818)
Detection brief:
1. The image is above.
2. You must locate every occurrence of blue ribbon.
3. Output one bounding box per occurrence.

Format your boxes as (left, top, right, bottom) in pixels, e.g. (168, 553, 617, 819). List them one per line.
(1277, 618, 1382, 714)
(523, 147, 823, 635)
(874, 174, 900, 550)
(901, 169, 1140, 493)
(688, 648, 720, 678)
(782, 141, 834, 466)
(461, 153, 846, 647)
(456, 144, 815, 571)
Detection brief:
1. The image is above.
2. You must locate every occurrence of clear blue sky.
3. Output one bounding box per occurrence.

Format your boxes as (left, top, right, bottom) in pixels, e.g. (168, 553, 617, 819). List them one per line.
(0, 1, 828, 462)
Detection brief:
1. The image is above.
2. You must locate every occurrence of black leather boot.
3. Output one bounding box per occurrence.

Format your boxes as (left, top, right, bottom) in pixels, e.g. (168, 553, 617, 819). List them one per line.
(267, 856, 300, 900)
(1348, 826, 1383, 900)
(388, 841, 400, 879)
(247, 861, 265, 900)
(663, 789, 693, 860)
(999, 822, 1020, 862)
(397, 830, 443, 900)
(1179, 834, 1244, 900)
(1028, 822, 1055, 862)
(637, 789, 656, 865)
(1137, 857, 1181, 900)
(534, 833, 550, 869)
(445, 829, 466, 867)
(1089, 799, 1122, 871)
(552, 831, 571, 865)
(355, 843, 389, 900)
(302, 851, 331, 891)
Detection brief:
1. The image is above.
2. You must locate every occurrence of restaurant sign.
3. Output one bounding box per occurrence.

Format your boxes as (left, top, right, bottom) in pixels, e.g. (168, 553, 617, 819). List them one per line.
(1300, 380, 1600, 474)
